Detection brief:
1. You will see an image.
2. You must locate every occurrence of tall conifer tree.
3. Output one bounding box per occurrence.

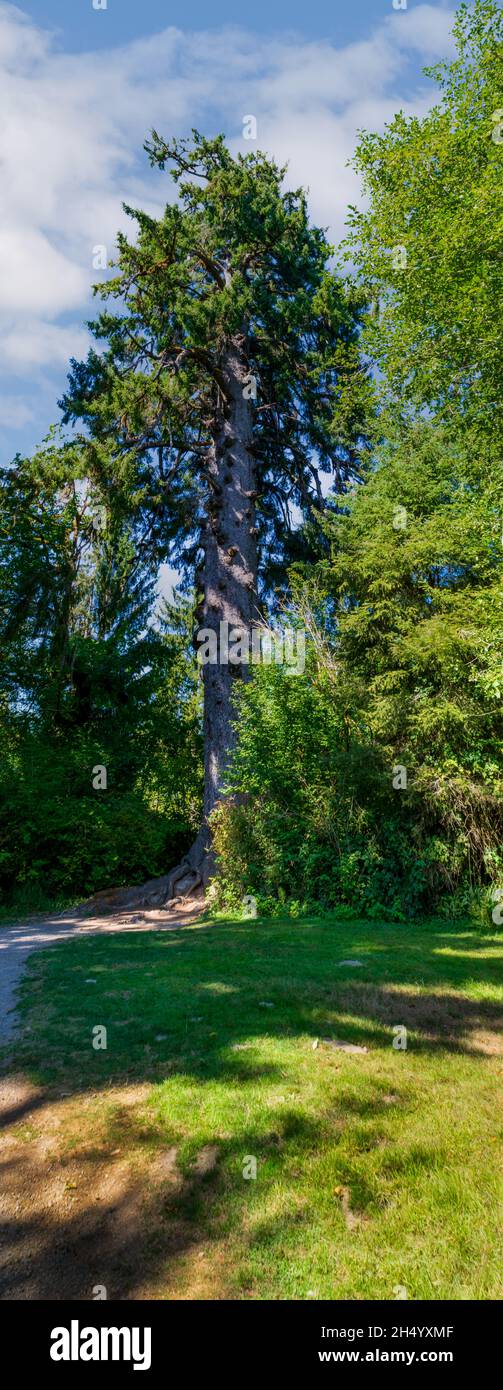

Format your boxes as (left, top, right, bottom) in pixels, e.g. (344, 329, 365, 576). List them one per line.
(62, 132, 369, 896)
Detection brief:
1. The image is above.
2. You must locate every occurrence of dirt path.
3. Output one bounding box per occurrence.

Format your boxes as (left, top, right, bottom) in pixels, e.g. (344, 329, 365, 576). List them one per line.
(0, 901, 203, 1048)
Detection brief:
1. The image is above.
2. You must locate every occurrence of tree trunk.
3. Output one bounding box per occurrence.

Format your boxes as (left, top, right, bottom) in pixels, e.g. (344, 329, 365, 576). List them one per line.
(203, 344, 257, 811)
(81, 341, 257, 914)
(184, 340, 257, 889)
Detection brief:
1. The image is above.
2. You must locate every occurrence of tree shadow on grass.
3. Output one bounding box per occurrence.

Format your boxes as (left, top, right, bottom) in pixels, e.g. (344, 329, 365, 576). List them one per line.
(0, 1093, 442, 1301)
(296, 984, 503, 1057)
(1, 918, 502, 1122)
(0, 1108, 317, 1299)
(0, 916, 501, 1298)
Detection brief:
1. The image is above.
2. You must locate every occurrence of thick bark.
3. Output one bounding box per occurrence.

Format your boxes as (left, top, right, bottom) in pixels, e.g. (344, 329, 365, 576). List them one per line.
(174, 340, 257, 892)
(81, 341, 257, 914)
(202, 341, 257, 817)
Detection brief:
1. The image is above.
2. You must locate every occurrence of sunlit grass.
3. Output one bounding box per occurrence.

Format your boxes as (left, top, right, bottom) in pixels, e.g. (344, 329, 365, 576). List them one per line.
(8, 914, 503, 1300)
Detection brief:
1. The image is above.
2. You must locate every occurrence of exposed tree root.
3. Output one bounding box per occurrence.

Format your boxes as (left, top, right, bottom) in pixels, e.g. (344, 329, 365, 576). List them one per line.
(76, 827, 212, 918)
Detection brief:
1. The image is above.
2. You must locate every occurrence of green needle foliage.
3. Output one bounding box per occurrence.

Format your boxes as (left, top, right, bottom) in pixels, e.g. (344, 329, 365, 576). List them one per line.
(61, 130, 370, 578)
(0, 444, 202, 910)
(58, 129, 371, 864)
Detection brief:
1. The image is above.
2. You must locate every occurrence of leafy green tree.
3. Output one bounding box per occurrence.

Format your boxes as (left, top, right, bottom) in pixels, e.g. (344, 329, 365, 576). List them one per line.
(60, 131, 370, 892)
(344, 0, 503, 442)
(213, 422, 502, 920)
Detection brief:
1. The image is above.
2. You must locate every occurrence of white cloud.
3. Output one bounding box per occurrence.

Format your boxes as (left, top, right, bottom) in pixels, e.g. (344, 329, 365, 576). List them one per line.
(0, 228, 87, 314)
(0, 2, 49, 66)
(388, 3, 456, 57)
(0, 1, 455, 416)
(0, 321, 90, 371)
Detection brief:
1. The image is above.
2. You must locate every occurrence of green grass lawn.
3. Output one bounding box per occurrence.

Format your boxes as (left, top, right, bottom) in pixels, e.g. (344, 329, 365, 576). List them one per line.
(7, 915, 503, 1300)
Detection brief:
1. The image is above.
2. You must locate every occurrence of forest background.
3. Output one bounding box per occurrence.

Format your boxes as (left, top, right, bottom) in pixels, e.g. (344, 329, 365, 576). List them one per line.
(0, 0, 501, 927)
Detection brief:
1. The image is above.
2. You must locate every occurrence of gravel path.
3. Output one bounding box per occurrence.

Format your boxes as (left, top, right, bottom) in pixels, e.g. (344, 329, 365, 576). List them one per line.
(0, 902, 202, 1047)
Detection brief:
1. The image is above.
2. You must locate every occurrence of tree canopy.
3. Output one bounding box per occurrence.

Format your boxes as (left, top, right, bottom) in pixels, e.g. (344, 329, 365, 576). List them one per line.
(344, 0, 503, 443)
(0, 1, 501, 921)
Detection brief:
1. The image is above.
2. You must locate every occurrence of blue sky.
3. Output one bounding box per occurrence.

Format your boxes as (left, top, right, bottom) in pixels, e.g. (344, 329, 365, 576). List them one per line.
(23, 1, 414, 50)
(0, 0, 456, 471)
